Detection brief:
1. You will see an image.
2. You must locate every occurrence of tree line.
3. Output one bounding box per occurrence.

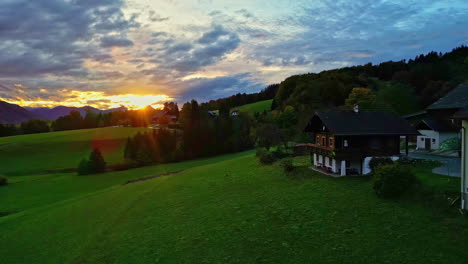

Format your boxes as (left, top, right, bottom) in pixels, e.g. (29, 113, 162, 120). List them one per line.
(123, 100, 254, 166)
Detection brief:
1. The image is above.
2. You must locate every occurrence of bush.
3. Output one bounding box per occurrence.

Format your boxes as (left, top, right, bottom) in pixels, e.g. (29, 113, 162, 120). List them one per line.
(373, 164, 416, 199)
(77, 148, 107, 175)
(256, 148, 276, 165)
(369, 157, 394, 171)
(280, 158, 294, 172)
(0, 176, 7, 186)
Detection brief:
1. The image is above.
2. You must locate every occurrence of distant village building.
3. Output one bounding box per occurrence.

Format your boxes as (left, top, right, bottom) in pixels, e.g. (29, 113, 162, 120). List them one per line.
(304, 109, 419, 176)
(151, 110, 177, 125)
(207, 111, 219, 118)
(231, 109, 239, 116)
(415, 119, 459, 151)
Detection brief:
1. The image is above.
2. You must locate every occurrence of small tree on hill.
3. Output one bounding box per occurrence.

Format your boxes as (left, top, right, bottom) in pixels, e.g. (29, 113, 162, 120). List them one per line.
(77, 148, 106, 175)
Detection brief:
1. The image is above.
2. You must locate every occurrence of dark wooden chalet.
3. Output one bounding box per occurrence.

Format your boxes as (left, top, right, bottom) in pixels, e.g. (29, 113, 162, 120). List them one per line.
(304, 109, 419, 176)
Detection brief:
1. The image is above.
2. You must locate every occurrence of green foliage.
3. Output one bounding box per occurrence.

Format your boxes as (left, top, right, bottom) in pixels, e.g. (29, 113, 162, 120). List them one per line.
(20, 119, 50, 134)
(256, 148, 277, 164)
(369, 157, 394, 171)
(77, 148, 106, 175)
(345, 87, 377, 110)
(373, 164, 417, 199)
(374, 80, 420, 115)
(439, 137, 460, 151)
(0, 175, 7, 186)
(280, 158, 294, 172)
(255, 123, 282, 150)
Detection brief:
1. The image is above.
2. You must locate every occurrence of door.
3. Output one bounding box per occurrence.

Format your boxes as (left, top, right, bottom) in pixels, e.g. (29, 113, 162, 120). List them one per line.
(425, 138, 431, 151)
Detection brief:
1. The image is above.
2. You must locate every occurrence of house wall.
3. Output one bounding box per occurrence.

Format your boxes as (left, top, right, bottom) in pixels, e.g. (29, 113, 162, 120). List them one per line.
(462, 121, 468, 210)
(416, 130, 439, 150)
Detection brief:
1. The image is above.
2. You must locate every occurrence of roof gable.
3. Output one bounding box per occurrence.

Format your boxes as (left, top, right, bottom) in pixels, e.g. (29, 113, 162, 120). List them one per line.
(305, 111, 419, 136)
(416, 119, 459, 132)
(427, 83, 468, 110)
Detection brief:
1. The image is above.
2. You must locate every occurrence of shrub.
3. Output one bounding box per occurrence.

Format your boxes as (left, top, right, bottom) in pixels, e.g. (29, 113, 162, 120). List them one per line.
(0, 176, 7, 186)
(373, 164, 416, 199)
(256, 148, 276, 165)
(280, 158, 294, 172)
(77, 148, 107, 175)
(369, 157, 394, 171)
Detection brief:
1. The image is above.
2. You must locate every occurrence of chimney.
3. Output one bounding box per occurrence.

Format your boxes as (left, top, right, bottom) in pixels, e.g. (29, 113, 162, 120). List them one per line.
(353, 104, 359, 113)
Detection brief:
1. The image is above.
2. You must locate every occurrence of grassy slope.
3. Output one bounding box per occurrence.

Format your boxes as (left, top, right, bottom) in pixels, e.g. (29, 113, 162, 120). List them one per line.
(235, 99, 272, 114)
(0, 127, 150, 175)
(1, 154, 466, 264)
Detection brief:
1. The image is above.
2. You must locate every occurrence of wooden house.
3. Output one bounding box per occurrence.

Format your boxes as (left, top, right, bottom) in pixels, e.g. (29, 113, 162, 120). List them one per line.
(304, 108, 419, 176)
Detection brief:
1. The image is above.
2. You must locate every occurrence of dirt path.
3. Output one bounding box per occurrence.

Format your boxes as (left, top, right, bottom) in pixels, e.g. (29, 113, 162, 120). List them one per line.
(123, 170, 183, 185)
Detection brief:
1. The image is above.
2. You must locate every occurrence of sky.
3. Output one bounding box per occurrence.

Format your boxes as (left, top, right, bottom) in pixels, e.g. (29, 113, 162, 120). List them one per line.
(0, 0, 467, 109)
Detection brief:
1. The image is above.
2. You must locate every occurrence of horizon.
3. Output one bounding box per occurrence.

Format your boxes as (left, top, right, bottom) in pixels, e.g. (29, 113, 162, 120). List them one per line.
(1, 0, 468, 109)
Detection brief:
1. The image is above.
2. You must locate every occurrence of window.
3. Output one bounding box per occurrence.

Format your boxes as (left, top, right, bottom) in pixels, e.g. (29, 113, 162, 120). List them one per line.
(432, 138, 436, 143)
(329, 138, 334, 148)
(322, 137, 326, 146)
(343, 139, 349, 147)
(420, 138, 424, 142)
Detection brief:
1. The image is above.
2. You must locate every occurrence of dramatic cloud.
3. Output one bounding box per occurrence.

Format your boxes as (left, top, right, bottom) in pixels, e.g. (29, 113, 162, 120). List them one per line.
(1, 0, 467, 109)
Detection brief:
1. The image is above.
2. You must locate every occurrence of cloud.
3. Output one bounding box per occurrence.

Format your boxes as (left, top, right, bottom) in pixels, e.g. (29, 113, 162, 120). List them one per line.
(100, 36, 134, 47)
(148, 10, 169, 22)
(0, 0, 137, 77)
(173, 73, 265, 102)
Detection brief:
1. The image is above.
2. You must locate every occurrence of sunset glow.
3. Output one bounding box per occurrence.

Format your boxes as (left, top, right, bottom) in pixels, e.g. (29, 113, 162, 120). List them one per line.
(1, 91, 171, 110)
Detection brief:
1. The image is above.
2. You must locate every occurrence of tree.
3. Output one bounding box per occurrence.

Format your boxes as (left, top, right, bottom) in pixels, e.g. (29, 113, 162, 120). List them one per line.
(255, 123, 282, 150)
(345, 88, 377, 110)
(20, 119, 50, 134)
(77, 148, 106, 175)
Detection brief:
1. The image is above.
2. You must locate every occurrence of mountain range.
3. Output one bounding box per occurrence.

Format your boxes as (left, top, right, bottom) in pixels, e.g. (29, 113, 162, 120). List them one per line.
(0, 101, 40, 124)
(0, 100, 128, 124)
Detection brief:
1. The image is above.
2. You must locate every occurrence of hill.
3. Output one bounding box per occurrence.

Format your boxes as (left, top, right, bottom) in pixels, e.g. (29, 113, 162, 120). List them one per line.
(27, 105, 128, 120)
(0, 100, 39, 124)
(272, 46, 468, 127)
(234, 99, 273, 114)
(0, 152, 466, 263)
(0, 127, 149, 175)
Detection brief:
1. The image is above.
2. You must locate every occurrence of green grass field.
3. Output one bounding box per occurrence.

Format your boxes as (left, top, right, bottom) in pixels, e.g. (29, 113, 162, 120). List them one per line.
(0, 136, 466, 264)
(235, 99, 273, 114)
(0, 127, 150, 175)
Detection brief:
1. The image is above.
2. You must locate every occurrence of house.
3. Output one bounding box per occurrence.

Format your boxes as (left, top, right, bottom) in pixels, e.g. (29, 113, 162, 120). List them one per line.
(426, 83, 468, 210)
(454, 108, 468, 210)
(415, 119, 459, 151)
(304, 108, 419, 176)
(151, 110, 177, 125)
(207, 111, 218, 118)
(231, 109, 239, 116)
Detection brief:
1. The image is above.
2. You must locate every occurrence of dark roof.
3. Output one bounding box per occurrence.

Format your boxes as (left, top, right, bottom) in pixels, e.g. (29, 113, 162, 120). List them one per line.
(416, 119, 459, 132)
(305, 111, 420, 136)
(427, 83, 468, 110)
(454, 108, 468, 119)
(402, 110, 427, 120)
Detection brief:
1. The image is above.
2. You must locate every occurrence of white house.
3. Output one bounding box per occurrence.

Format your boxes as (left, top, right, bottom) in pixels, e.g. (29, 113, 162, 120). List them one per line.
(415, 119, 458, 151)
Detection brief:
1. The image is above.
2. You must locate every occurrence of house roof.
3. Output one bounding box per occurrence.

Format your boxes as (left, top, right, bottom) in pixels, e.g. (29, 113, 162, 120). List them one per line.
(427, 83, 468, 110)
(416, 119, 459, 132)
(152, 110, 168, 119)
(454, 107, 468, 120)
(305, 111, 420, 136)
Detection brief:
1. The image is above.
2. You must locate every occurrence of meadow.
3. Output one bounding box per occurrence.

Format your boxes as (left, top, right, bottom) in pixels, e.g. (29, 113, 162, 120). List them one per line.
(0, 127, 150, 175)
(235, 99, 273, 114)
(0, 128, 466, 263)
